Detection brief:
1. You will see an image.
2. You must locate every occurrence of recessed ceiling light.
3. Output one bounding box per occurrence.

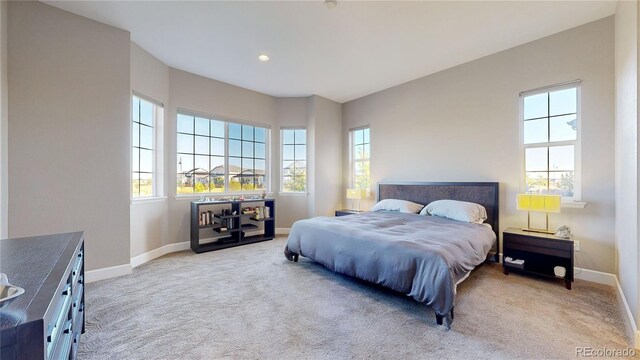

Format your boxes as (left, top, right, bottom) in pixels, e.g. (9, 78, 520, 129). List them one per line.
(324, 0, 337, 9)
(258, 54, 270, 62)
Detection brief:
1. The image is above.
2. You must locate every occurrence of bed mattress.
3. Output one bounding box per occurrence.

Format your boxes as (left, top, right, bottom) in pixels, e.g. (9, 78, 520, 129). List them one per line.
(285, 211, 496, 318)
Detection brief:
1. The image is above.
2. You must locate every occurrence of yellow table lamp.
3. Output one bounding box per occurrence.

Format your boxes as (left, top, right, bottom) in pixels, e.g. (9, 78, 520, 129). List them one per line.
(346, 189, 366, 211)
(517, 194, 561, 234)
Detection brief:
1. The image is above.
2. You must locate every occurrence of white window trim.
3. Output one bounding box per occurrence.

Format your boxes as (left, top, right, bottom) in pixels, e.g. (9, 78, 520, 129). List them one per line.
(280, 127, 308, 194)
(131, 92, 164, 201)
(518, 82, 582, 203)
(175, 108, 271, 197)
(349, 126, 371, 190)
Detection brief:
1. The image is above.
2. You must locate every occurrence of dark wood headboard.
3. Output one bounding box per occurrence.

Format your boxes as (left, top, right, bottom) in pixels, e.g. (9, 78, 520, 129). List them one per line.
(378, 182, 500, 241)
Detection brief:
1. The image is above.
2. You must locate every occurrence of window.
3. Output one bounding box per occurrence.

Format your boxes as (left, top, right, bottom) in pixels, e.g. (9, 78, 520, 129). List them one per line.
(176, 111, 269, 195)
(228, 123, 267, 191)
(350, 127, 370, 190)
(521, 84, 580, 200)
(132, 94, 163, 198)
(281, 128, 307, 192)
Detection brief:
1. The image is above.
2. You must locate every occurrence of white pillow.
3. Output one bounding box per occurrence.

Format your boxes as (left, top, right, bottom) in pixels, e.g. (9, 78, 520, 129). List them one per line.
(370, 199, 424, 214)
(419, 199, 487, 224)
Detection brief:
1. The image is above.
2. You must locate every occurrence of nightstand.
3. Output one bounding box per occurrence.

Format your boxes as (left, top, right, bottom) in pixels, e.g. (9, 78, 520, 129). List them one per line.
(335, 209, 363, 217)
(502, 228, 574, 289)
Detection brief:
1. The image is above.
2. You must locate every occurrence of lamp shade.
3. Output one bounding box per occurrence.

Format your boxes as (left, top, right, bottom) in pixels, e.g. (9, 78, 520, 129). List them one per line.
(346, 189, 365, 200)
(517, 194, 561, 213)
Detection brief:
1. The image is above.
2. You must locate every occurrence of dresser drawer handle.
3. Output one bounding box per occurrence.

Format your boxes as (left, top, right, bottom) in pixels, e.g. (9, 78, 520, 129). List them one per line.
(63, 320, 73, 334)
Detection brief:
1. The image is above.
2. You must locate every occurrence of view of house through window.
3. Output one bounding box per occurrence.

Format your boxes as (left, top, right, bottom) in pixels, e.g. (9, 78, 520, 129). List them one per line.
(281, 128, 307, 192)
(132, 94, 162, 198)
(350, 127, 370, 190)
(521, 85, 579, 200)
(177, 112, 268, 194)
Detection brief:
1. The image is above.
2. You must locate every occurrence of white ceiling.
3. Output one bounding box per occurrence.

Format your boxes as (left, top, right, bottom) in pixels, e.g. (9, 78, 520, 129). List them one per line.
(44, 1, 616, 103)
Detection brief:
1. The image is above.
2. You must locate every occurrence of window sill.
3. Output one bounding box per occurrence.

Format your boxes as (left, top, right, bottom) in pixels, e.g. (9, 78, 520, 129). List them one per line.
(131, 196, 167, 204)
(562, 201, 587, 209)
(174, 192, 267, 201)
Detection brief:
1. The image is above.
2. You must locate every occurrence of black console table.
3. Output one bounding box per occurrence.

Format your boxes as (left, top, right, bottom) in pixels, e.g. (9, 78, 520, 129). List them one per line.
(190, 199, 275, 253)
(0, 232, 85, 359)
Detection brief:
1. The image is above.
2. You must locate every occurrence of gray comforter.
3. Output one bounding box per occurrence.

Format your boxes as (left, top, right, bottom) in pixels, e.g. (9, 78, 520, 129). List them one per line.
(285, 211, 496, 318)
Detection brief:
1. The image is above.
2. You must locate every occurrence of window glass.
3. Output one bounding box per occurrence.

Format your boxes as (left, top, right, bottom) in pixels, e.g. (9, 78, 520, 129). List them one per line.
(281, 128, 307, 192)
(132, 95, 161, 198)
(351, 127, 371, 190)
(521, 86, 579, 200)
(177, 113, 268, 194)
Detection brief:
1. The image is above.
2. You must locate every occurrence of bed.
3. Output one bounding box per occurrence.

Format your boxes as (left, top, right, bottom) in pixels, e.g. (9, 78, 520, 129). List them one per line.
(284, 182, 499, 327)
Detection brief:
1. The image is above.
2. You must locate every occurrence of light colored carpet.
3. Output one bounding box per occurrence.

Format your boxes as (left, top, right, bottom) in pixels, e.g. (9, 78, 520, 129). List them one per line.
(79, 237, 636, 359)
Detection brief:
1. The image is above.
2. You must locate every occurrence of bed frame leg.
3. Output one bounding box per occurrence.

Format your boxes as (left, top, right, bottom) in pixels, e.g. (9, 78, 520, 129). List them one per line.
(435, 307, 454, 326)
(284, 246, 299, 262)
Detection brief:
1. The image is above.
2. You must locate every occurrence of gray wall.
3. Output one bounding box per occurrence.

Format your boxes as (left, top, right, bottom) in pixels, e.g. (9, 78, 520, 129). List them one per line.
(614, 0, 639, 329)
(342, 17, 615, 273)
(7, 1, 131, 270)
(0, 0, 7, 239)
(309, 95, 343, 217)
(275, 97, 310, 228)
(130, 42, 171, 258)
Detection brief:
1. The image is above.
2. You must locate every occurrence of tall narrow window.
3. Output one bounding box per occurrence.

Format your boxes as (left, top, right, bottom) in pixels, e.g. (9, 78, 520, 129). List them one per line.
(521, 84, 580, 200)
(350, 127, 370, 190)
(281, 128, 307, 192)
(177, 111, 269, 195)
(132, 94, 162, 198)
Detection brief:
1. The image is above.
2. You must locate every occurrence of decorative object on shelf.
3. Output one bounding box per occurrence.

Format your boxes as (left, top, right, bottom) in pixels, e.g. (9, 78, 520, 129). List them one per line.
(346, 188, 366, 211)
(555, 225, 571, 239)
(516, 194, 561, 234)
(554, 266, 567, 278)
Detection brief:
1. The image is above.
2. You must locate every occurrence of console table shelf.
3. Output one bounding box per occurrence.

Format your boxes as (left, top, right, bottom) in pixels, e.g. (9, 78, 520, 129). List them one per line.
(190, 199, 275, 254)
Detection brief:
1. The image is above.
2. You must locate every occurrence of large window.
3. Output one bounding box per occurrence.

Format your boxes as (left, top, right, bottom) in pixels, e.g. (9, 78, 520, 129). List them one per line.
(521, 84, 580, 200)
(176, 111, 268, 195)
(350, 127, 370, 190)
(132, 94, 162, 198)
(281, 128, 307, 193)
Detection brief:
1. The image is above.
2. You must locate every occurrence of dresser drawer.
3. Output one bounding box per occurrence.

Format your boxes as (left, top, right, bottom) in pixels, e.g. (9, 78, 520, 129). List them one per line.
(71, 249, 83, 288)
(46, 279, 73, 359)
(51, 319, 73, 360)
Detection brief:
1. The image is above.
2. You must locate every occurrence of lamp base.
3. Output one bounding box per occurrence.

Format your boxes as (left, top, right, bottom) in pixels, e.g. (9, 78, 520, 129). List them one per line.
(522, 227, 555, 235)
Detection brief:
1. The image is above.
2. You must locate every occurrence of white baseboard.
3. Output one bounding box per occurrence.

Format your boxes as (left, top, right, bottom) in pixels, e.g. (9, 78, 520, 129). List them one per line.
(612, 276, 640, 350)
(131, 241, 190, 268)
(574, 267, 617, 286)
(276, 228, 290, 235)
(85, 263, 131, 284)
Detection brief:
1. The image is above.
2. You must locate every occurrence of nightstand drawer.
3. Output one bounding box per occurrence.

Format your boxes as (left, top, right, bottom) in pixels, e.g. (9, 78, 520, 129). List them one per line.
(504, 241, 570, 258)
(335, 210, 363, 217)
(503, 234, 572, 258)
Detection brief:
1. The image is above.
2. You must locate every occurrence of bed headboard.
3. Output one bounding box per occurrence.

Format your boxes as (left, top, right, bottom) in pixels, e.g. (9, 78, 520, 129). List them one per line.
(378, 182, 500, 239)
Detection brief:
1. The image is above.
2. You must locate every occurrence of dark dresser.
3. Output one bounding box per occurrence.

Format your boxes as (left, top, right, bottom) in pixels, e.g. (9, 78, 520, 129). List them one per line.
(0, 232, 85, 359)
